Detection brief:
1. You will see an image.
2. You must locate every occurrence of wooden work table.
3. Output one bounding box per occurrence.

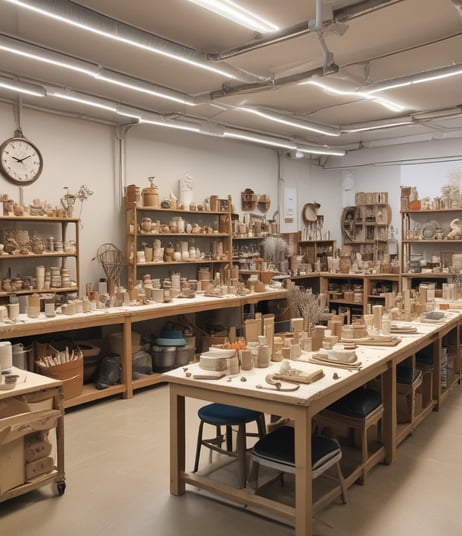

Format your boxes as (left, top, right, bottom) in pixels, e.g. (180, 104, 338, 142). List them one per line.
(163, 310, 461, 536)
(0, 289, 288, 408)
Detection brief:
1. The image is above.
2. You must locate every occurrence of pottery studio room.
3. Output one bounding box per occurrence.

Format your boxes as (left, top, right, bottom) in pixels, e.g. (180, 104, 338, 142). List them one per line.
(2, 2, 462, 536)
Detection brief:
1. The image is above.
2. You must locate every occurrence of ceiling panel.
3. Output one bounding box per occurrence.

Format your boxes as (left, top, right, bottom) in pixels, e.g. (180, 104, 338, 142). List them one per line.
(0, 0, 461, 159)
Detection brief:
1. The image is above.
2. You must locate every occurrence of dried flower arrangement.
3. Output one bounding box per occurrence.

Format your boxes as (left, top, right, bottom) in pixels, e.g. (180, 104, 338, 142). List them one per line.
(61, 185, 94, 218)
(287, 286, 323, 333)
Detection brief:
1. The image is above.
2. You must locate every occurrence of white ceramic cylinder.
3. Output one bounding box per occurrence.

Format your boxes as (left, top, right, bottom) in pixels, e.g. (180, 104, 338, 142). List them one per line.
(373, 304, 383, 333)
(8, 303, 19, 321)
(36, 265, 45, 290)
(0, 341, 13, 371)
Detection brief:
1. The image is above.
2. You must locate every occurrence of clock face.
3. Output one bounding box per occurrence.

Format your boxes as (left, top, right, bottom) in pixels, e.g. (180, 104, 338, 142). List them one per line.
(0, 137, 43, 185)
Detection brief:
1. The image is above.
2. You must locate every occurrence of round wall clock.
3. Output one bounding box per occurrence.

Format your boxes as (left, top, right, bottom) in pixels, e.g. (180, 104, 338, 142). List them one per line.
(0, 131, 43, 185)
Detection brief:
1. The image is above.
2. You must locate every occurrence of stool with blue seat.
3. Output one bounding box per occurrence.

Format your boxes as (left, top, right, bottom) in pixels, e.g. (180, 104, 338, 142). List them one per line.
(314, 387, 384, 485)
(250, 425, 348, 513)
(193, 403, 266, 488)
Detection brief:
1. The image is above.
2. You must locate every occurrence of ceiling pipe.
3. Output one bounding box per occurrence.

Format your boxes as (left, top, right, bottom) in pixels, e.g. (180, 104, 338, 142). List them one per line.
(208, 63, 339, 100)
(211, 0, 404, 61)
(4, 0, 267, 83)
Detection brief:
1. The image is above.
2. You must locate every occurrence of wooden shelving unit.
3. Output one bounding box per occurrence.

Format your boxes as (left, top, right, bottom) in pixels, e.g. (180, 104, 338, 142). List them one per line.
(125, 200, 233, 290)
(401, 207, 462, 292)
(0, 216, 80, 301)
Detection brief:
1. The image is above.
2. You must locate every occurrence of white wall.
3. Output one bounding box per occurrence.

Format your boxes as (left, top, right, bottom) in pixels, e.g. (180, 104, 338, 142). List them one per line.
(0, 101, 119, 286)
(3, 99, 462, 290)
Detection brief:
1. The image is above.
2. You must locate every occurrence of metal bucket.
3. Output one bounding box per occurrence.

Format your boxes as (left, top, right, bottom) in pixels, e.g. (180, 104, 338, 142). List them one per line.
(151, 345, 177, 372)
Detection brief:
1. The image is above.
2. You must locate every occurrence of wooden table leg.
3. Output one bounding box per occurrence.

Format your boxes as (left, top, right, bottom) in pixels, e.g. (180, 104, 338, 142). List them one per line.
(382, 363, 396, 464)
(294, 408, 312, 536)
(170, 385, 186, 495)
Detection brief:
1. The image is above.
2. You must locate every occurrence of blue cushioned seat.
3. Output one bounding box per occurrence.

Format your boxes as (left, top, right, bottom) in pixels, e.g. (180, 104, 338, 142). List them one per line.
(397, 365, 422, 385)
(198, 403, 263, 426)
(193, 403, 266, 488)
(253, 425, 342, 472)
(251, 425, 348, 511)
(327, 387, 381, 418)
(315, 386, 384, 484)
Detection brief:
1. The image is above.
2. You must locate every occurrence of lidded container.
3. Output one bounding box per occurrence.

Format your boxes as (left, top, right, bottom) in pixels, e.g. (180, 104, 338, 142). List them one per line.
(142, 176, 159, 208)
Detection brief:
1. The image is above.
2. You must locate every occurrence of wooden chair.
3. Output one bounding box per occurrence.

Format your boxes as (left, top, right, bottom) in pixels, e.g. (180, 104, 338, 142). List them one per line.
(193, 403, 266, 488)
(314, 387, 384, 485)
(250, 425, 348, 513)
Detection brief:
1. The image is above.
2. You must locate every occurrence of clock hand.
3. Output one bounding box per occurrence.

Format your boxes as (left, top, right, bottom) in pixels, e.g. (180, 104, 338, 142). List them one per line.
(13, 155, 32, 164)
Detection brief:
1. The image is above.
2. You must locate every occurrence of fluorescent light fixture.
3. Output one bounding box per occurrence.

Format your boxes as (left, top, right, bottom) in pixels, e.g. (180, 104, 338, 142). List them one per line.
(343, 120, 414, 133)
(199, 122, 225, 136)
(0, 36, 197, 106)
(238, 107, 340, 136)
(0, 75, 45, 96)
(95, 70, 195, 106)
(413, 107, 462, 120)
(116, 106, 143, 120)
(301, 79, 405, 113)
(362, 133, 433, 148)
(5, 0, 238, 79)
(223, 129, 296, 149)
(47, 89, 117, 112)
(0, 35, 97, 75)
(139, 114, 201, 133)
(187, 0, 279, 33)
(296, 145, 346, 156)
(366, 64, 462, 94)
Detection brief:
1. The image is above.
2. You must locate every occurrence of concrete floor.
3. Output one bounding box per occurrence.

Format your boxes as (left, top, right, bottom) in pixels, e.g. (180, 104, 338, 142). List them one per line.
(2, 383, 462, 536)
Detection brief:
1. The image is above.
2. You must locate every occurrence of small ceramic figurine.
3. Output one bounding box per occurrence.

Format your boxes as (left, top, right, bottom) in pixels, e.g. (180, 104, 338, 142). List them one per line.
(447, 218, 462, 239)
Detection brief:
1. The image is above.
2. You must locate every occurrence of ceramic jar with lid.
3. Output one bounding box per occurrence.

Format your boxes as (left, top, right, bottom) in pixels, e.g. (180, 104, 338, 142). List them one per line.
(142, 177, 159, 208)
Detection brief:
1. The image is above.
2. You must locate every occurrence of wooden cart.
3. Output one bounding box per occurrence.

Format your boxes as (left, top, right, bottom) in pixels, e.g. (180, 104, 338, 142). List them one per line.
(0, 368, 65, 501)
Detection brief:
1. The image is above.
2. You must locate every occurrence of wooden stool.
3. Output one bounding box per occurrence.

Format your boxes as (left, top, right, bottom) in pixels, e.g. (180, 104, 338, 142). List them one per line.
(251, 425, 348, 514)
(193, 403, 266, 488)
(314, 387, 384, 485)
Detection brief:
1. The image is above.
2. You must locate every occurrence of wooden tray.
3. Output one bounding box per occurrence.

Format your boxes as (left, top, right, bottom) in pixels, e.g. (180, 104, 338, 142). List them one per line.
(342, 335, 401, 346)
(309, 354, 362, 370)
(272, 368, 324, 384)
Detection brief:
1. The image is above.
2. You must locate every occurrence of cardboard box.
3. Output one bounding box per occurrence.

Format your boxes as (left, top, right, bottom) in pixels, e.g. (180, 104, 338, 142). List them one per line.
(0, 398, 29, 494)
(25, 456, 54, 480)
(37, 358, 83, 400)
(0, 438, 25, 494)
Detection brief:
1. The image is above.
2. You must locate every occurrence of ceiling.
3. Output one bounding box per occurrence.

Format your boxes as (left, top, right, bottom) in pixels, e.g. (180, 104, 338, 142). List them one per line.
(1, 0, 462, 160)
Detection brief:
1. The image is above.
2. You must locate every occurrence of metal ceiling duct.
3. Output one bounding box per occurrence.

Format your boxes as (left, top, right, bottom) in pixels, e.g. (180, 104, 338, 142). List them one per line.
(5, 0, 267, 83)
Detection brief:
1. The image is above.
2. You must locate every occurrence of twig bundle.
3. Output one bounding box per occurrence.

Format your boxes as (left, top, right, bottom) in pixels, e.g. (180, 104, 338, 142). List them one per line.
(36, 346, 83, 368)
(287, 286, 323, 333)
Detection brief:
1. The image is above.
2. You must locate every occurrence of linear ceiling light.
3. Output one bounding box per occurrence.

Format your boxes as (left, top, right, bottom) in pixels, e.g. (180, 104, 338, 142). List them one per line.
(94, 70, 195, 106)
(5, 0, 239, 79)
(0, 34, 97, 75)
(366, 64, 462, 93)
(343, 120, 414, 133)
(301, 79, 405, 113)
(0, 36, 196, 106)
(47, 89, 117, 112)
(0, 75, 45, 96)
(238, 107, 340, 136)
(296, 145, 346, 156)
(412, 107, 462, 120)
(223, 129, 296, 149)
(139, 117, 201, 133)
(187, 0, 279, 33)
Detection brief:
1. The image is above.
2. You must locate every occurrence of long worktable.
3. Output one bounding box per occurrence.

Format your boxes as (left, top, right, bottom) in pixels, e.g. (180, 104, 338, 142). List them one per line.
(163, 310, 461, 536)
(0, 288, 287, 408)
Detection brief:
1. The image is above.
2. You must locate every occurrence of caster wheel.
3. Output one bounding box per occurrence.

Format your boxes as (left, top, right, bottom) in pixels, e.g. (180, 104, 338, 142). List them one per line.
(57, 481, 66, 496)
